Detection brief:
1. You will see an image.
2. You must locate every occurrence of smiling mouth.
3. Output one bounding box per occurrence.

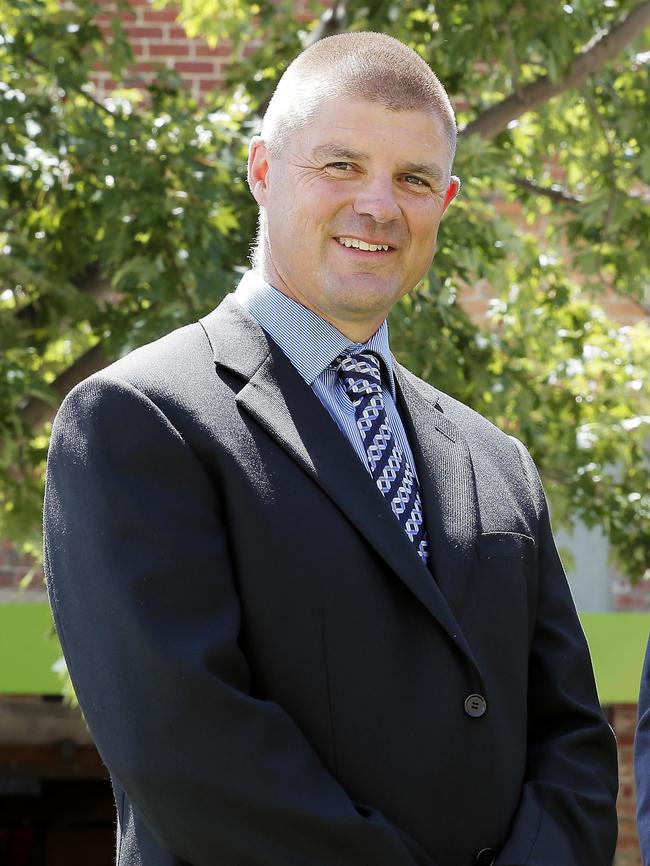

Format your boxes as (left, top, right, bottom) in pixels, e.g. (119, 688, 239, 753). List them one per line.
(335, 236, 393, 252)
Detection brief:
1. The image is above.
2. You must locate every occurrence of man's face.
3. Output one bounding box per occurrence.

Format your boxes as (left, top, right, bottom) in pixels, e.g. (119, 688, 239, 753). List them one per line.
(248, 97, 458, 340)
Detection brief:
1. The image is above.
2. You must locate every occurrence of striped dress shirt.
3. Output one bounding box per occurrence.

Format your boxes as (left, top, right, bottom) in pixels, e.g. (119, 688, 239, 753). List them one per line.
(234, 270, 420, 480)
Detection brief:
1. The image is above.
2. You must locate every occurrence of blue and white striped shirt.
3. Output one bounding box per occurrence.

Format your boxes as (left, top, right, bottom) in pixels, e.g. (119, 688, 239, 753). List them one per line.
(234, 270, 419, 478)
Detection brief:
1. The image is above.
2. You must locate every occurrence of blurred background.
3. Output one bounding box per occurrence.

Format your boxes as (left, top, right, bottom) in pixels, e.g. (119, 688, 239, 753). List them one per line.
(0, 0, 648, 862)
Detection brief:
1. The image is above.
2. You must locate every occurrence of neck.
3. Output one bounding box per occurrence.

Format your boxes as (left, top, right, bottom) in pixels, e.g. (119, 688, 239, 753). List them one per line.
(280, 285, 382, 343)
(253, 266, 384, 345)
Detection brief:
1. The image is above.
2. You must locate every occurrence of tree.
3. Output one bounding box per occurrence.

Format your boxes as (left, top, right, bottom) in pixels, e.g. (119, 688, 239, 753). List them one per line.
(1, 0, 648, 580)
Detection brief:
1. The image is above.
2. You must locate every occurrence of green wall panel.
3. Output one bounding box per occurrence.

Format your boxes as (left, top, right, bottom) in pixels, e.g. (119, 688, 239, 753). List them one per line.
(0, 602, 62, 694)
(1, 603, 649, 703)
(581, 612, 650, 706)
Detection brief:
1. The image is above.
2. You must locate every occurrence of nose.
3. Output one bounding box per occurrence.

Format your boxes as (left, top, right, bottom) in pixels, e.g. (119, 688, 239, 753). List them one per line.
(353, 175, 401, 223)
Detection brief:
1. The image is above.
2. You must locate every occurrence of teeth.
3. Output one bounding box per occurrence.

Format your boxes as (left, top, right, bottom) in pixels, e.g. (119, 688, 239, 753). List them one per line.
(337, 237, 389, 252)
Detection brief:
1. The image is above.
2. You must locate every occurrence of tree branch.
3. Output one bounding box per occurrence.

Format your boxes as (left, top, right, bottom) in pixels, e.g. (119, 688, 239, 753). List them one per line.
(21, 344, 109, 430)
(26, 53, 116, 118)
(511, 176, 582, 206)
(305, 0, 348, 45)
(255, 0, 348, 118)
(15, 266, 117, 329)
(462, 0, 650, 140)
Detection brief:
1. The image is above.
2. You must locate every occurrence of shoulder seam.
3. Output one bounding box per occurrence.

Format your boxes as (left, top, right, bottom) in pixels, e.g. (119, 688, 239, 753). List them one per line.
(75, 372, 189, 450)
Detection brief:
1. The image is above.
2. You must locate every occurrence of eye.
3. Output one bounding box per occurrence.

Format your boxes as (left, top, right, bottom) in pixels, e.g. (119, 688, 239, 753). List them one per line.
(403, 175, 430, 188)
(326, 162, 355, 173)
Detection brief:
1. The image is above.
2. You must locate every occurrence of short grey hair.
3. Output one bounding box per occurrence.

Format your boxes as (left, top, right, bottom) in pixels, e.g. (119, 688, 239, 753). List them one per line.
(261, 31, 457, 158)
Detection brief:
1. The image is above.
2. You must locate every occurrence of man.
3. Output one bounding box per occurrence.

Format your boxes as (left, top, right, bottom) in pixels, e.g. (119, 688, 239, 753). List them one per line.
(44, 31, 618, 866)
(635, 640, 650, 864)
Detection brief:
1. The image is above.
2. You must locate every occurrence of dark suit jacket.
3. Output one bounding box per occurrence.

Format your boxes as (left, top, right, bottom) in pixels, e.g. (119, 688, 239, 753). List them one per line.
(635, 638, 650, 865)
(44, 294, 618, 866)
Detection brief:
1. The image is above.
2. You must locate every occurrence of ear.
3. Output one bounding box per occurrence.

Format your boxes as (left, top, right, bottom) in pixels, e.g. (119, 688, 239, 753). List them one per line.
(442, 175, 461, 213)
(247, 136, 271, 206)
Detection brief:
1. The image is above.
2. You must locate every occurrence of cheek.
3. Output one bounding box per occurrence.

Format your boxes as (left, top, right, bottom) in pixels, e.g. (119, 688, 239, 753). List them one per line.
(402, 215, 440, 273)
(411, 209, 442, 246)
(307, 176, 351, 208)
(280, 183, 342, 231)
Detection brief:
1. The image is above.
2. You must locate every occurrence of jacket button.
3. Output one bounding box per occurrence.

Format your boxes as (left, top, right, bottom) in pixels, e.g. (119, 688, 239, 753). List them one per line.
(464, 694, 487, 718)
(475, 848, 495, 866)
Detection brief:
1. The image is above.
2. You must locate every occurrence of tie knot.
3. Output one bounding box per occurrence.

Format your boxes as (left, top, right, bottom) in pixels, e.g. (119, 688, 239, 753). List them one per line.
(333, 352, 383, 404)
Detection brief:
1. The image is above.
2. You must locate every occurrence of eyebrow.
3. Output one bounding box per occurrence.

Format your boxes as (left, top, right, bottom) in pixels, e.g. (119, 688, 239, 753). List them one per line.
(311, 144, 367, 163)
(310, 144, 446, 184)
(402, 161, 445, 184)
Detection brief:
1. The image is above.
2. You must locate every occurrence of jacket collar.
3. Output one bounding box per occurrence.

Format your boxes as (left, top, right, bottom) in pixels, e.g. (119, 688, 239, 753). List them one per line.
(393, 363, 479, 619)
(200, 295, 480, 671)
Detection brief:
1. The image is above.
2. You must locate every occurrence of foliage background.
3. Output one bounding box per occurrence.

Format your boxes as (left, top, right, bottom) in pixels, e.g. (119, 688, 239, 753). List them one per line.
(0, 0, 648, 580)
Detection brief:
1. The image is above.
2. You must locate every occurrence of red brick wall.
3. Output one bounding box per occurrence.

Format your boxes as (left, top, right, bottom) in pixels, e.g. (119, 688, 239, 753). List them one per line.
(614, 573, 650, 613)
(94, 0, 235, 98)
(0, 540, 43, 593)
(615, 704, 642, 866)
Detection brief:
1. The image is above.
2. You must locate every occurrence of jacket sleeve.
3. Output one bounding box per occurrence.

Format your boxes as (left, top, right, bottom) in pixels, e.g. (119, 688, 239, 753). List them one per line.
(43, 373, 437, 866)
(494, 440, 619, 866)
(635, 638, 650, 866)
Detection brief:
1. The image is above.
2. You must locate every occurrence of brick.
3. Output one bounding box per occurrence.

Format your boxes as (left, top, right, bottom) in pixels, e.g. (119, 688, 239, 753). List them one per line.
(199, 77, 225, 92)
(148, 43, 190, 57)
(620, 768, 635, 787)
(617, 705, 641, 722)
(242, 38, 263, 55)
(615, 596, 650, 611)
(194, 43, 233, 57)
(615, 700, 643, 865)
(459, 298, 490, 323)
(122, 25, 164, 39)
(95, 10, 138, 23)
(129, 42, 149, 57)
(141, 8, 180, 22)
(174, 61, 215, 74)
(618, 818, 640, 839)
(619, 782, 638, 802)
(612, 705, 636, 732)
(604, 302, 645, 318)
(129, 62, 159, 73)
(620, 804, 639, 821)
(166, 26, 192, 40)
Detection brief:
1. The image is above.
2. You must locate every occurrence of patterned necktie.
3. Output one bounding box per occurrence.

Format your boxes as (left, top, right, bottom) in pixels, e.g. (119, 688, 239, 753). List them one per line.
(334, 352, 429, 565)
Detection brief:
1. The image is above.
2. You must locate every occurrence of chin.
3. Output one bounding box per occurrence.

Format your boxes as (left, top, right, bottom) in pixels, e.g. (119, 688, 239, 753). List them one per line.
(342, 273, 399, 295)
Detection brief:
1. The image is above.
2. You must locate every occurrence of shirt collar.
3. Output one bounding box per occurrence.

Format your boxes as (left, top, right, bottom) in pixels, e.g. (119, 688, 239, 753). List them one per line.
(234, 270, 396, 397)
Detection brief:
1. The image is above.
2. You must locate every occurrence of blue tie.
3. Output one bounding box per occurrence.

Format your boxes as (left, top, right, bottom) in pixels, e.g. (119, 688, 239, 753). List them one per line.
(334, 352, 429, 565)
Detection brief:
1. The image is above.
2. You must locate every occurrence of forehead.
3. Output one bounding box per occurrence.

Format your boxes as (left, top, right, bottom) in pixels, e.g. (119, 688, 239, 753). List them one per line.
(295, 97, 451, 168)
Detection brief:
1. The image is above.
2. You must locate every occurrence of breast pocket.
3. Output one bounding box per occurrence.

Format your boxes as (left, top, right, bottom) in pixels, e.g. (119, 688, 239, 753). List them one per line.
(473, 531, 538, 655)
(477, 531, 537, 564)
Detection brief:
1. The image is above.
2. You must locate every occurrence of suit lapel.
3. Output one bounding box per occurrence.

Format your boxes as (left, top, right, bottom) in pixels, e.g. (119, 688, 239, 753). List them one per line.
(394, 364, 480, 619)
(199, 296, 477, 665)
